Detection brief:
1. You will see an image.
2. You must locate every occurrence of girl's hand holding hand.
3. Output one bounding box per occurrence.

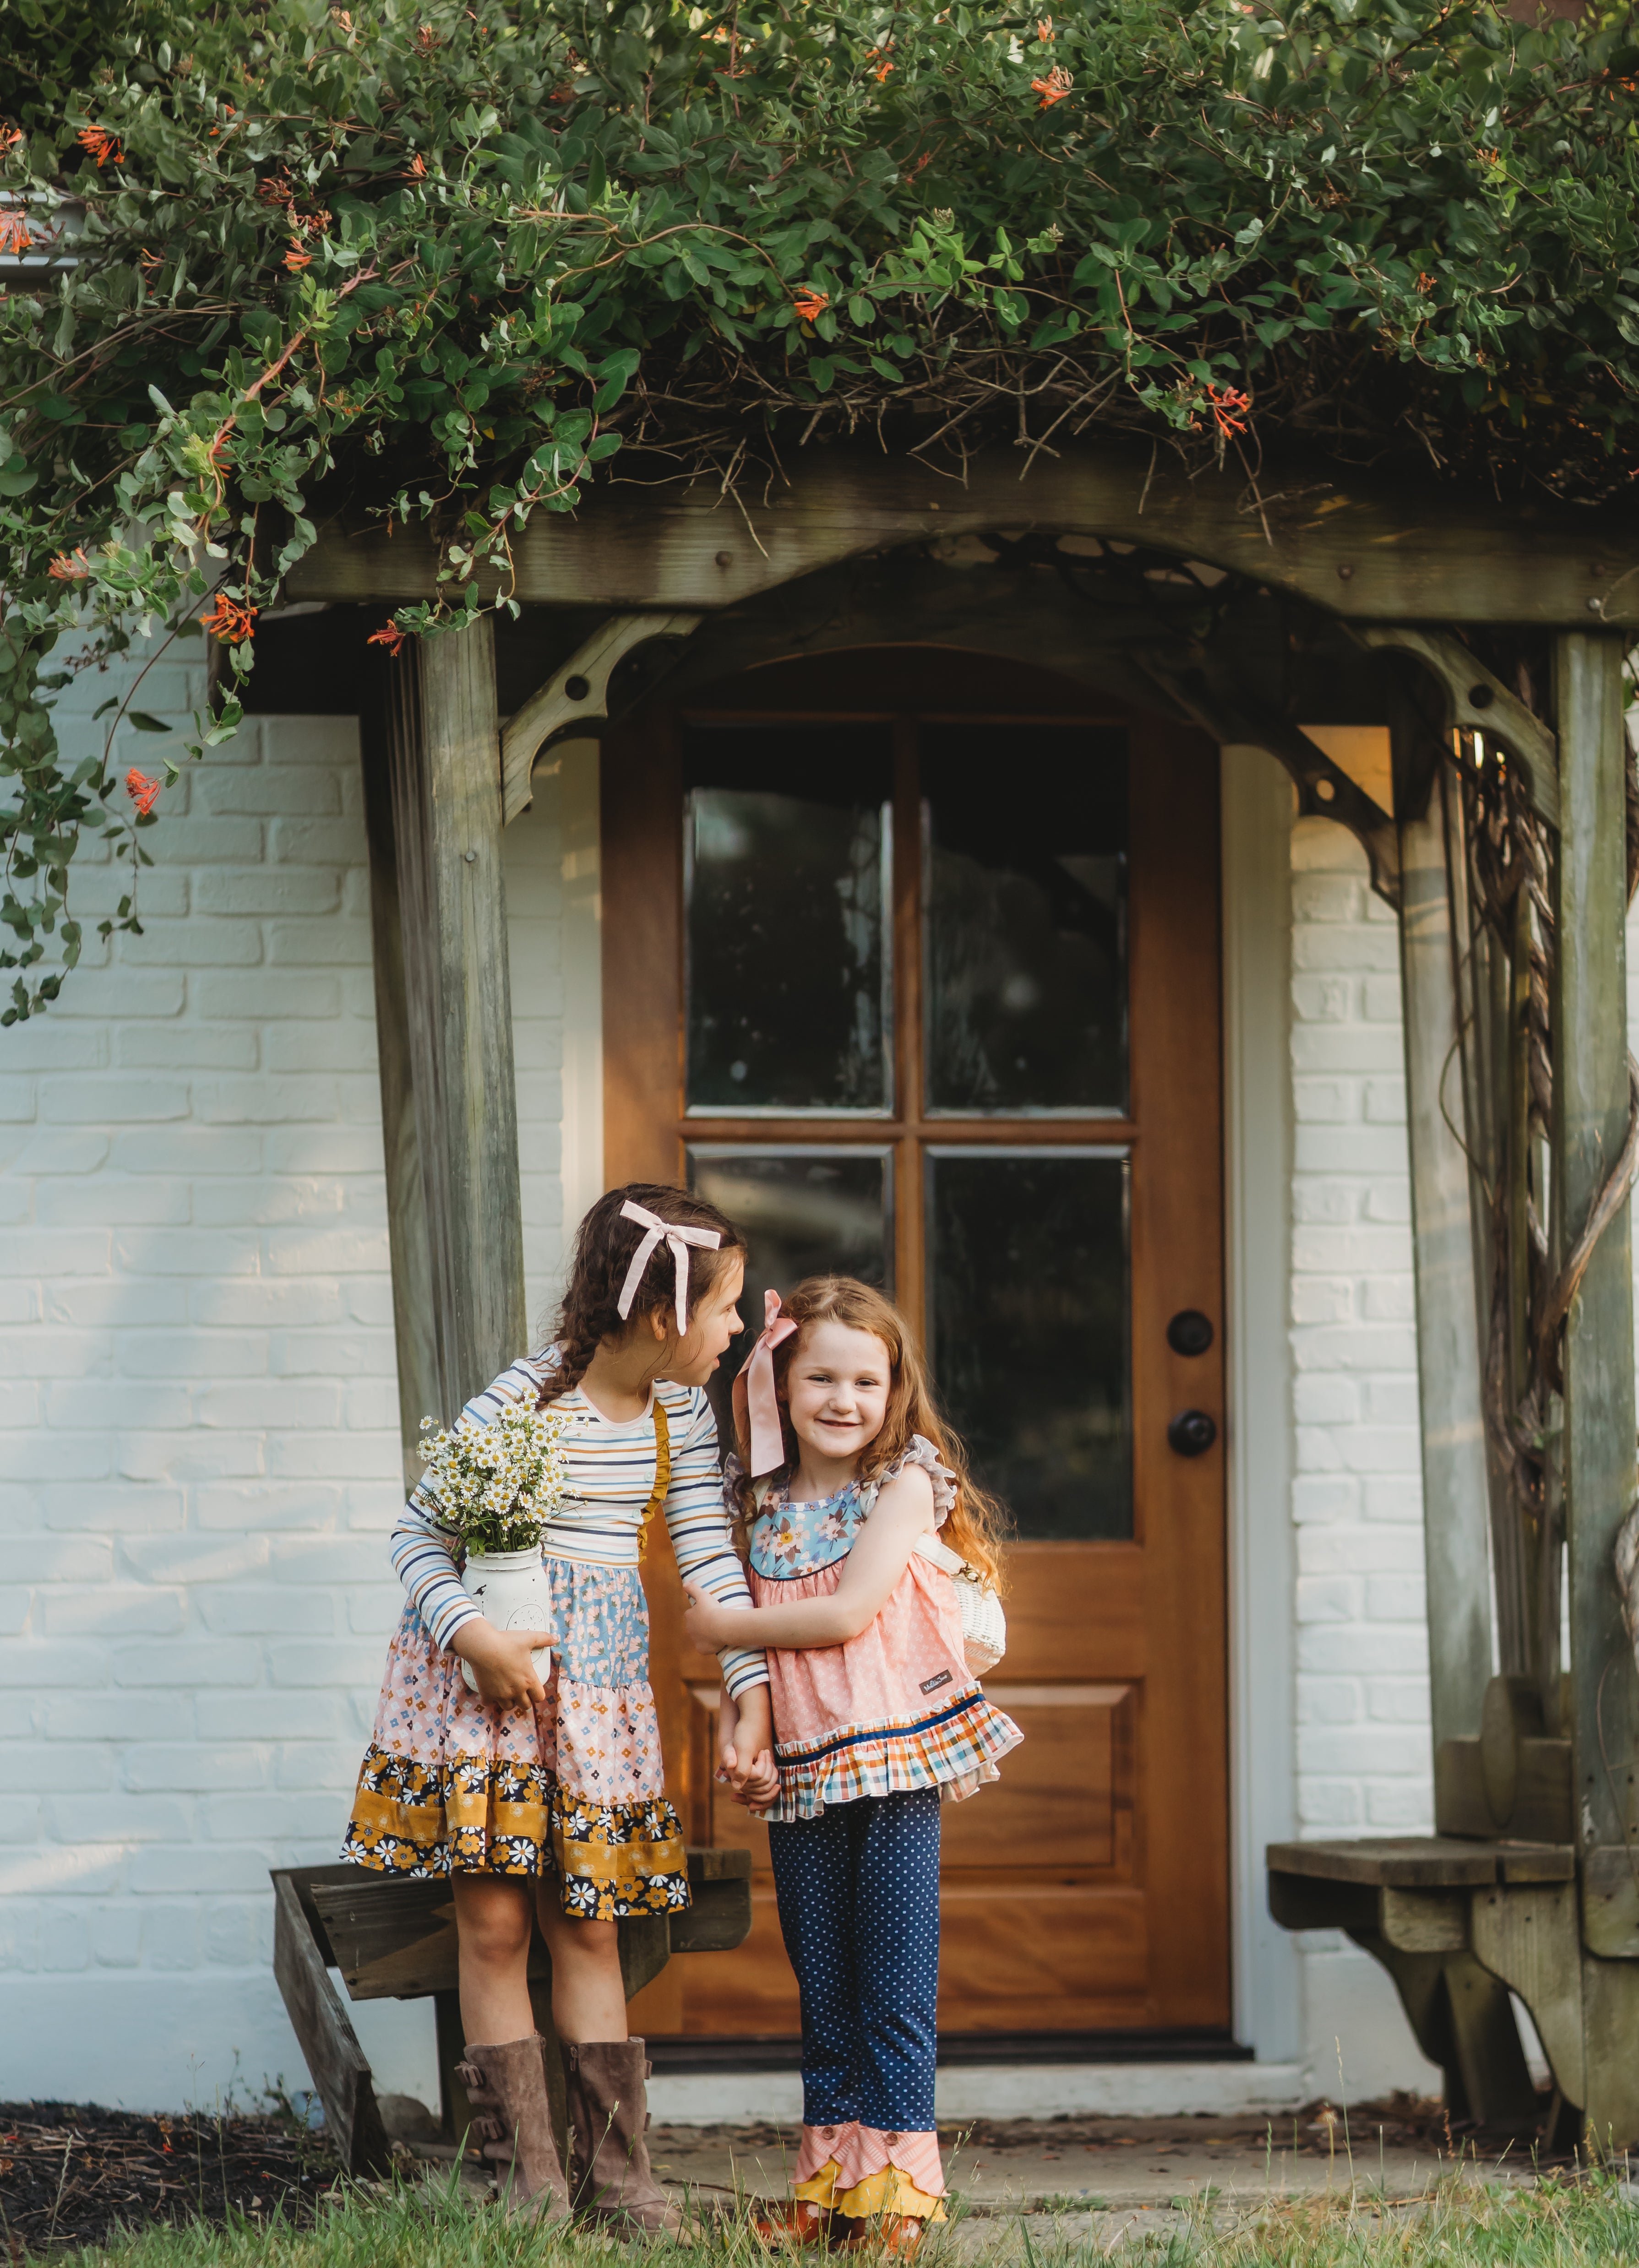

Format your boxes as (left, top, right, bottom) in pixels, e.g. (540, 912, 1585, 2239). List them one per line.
(727, 1749, 780, 1809)
(721, 1684, 775, 1804)
(449, 1619, 553, 1708)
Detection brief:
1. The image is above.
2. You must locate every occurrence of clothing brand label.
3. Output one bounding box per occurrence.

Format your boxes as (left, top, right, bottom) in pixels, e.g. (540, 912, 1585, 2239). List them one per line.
(919, 1669, 953, 1694)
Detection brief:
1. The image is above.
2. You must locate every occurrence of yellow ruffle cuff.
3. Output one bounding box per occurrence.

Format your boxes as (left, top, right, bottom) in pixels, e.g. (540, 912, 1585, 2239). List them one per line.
(793, 2157, 947, 2224)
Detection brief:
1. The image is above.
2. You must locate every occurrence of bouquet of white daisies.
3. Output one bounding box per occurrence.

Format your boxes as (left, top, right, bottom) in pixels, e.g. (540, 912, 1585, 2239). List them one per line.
(417, 1399, 571, 1556)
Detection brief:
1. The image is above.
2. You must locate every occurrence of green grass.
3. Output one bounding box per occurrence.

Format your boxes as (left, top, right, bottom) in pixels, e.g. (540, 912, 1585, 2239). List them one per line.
(29, 2166, 1639, 2268)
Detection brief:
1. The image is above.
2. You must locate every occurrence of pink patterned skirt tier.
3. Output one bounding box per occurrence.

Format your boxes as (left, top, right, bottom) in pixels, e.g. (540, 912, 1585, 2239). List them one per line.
(752, 1552, 1021, 1823)
(341, 1559, 688, 1919)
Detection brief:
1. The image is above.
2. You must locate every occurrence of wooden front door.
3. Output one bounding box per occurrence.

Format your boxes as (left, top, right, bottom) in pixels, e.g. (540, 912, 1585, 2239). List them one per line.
(604, 648, 1230, 2043)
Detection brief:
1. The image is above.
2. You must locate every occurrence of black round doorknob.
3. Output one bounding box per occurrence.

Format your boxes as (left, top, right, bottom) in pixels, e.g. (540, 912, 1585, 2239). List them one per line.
(1167, 1409, 1218, 1458)
(1166, 1309, 1214, 1357)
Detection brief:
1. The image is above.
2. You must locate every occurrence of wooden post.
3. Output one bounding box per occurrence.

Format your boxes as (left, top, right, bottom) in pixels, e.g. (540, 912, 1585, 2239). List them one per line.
(1552, 629, 1639, 2144)
(1396, 760, 1494, 1755)
(359, 673, 441, 1486)
(382, 616, 528, 1414)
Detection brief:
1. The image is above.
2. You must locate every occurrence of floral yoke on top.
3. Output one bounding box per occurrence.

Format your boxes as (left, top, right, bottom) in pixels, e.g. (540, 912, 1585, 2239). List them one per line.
(748, 1436, 1022, 2220)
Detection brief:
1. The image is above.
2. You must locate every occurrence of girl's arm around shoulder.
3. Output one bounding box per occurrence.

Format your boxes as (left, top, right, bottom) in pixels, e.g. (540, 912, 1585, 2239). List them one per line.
(681, 1463, 935, 1653)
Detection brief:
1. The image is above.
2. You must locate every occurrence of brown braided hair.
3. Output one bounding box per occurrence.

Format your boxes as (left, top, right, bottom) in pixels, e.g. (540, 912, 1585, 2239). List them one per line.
(535, 1183, 748, 1407)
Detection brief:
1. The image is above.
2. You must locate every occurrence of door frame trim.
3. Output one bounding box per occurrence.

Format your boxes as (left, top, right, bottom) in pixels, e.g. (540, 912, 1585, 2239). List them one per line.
(540, 707, 1303, 2062)
(1221, 744, 1302, 2063)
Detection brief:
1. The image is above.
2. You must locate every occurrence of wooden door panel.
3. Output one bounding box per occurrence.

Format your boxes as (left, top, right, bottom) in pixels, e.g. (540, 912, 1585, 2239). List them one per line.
(996, 1544, 1146, 1679)
(939, 1686, 1135, 1873)
(937, 1887, 1150, 2029)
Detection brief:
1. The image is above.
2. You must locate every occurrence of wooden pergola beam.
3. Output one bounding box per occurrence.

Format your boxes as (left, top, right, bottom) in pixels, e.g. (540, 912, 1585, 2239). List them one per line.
(288, 445, 1639, 627)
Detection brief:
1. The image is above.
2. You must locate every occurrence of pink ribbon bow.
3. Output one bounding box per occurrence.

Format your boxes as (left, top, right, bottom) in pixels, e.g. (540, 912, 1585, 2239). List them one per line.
(615, 1199, 722, 1335)
(733, 1289, 798, 1478)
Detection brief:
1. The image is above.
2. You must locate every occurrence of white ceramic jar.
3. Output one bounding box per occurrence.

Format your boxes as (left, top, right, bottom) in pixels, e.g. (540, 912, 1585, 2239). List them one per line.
(458, 1548, 555, 1693)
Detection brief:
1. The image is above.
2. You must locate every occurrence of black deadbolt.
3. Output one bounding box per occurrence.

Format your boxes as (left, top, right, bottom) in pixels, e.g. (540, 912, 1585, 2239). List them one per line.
(1167, 1409, 1218, 1458)
(1166, 1309, 1214, 1357)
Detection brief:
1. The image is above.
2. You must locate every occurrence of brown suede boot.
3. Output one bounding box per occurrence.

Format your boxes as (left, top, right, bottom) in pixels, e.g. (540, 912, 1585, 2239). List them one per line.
(561, 2036, 688, 2238)
(455, 2034, 572, 2220)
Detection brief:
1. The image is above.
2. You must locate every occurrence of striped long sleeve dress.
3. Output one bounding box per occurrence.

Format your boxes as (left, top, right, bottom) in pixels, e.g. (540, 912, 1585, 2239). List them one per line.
(342, 1347, 766, 1919)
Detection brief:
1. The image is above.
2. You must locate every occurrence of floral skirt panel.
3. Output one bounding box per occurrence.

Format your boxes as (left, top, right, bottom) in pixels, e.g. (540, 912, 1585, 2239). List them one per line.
(341, 1559, 690, 1919)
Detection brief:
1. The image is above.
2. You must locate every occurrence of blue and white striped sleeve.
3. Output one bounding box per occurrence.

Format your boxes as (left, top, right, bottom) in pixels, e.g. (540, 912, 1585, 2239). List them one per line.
(387, 1355, 549, 1651)
(663, 1388, 769, 1700)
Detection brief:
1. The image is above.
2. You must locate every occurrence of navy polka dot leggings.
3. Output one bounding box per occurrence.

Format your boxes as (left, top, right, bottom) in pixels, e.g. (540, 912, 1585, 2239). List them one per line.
(766, 1786, 942, 2132)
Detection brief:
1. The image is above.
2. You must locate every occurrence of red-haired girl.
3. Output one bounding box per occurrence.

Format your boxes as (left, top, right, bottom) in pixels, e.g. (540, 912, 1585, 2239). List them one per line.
(343, 1185, 772, 2234)
(682, 1276, 1021, 2255)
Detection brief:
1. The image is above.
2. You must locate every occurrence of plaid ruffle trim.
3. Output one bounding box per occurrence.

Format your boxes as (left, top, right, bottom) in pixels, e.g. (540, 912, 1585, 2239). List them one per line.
(761, 1687, 1022, 1823)
(341, 1746, 690, 1918)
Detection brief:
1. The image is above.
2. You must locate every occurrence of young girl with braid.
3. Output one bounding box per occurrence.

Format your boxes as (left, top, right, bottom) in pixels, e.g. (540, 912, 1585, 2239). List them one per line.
(342, 1186, 773, 2235)
(684, 1277, 1021, 2257)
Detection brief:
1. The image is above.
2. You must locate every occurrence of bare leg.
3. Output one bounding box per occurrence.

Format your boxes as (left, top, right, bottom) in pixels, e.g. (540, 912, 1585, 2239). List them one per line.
(536, 1884, 627, 2043)
(453, 1874, 536, 2044)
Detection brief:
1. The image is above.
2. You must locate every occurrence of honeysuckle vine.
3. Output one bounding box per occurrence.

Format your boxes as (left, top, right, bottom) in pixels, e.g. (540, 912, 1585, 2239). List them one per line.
(3, 0, 1639, 1019)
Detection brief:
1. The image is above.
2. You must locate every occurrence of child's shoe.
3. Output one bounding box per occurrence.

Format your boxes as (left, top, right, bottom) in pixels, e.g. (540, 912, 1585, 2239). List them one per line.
(849, 2213, 928, 2255)
(751, 2198, 849, 2245)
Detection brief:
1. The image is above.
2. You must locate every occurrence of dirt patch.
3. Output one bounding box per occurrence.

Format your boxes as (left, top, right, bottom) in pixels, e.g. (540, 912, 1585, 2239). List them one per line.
(0, 2103, 339, 2257)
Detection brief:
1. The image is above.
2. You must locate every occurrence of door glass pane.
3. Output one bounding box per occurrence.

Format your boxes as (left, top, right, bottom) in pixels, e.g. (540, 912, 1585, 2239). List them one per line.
(685, 726, 893, 1113)
(687, 1147, 893, 1449)
(927, 1150, 1129, 1540)
(924, 725, 1127, 1114)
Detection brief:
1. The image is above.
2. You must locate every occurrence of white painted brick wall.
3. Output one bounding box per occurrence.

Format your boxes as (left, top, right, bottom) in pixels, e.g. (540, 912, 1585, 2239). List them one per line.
(0, 645, 570, 2108)
(1288, 818, 1433, 1844)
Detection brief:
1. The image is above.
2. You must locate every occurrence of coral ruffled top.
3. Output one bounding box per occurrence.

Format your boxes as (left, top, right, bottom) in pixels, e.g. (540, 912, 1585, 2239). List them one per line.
(743, 1436, 1021, 1824)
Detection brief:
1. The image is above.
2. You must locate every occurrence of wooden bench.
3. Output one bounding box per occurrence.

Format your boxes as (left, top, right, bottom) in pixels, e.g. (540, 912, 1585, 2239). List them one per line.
(272, 1849, 753, 2173)
(1267, 1836, 1577, 2137)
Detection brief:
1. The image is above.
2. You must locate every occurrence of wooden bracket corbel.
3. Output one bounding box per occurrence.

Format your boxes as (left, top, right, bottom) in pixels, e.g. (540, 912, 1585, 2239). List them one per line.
(501, 611, 702, 825)
(1132, 647, 1400, 907)
(1352, 625, 1559, 831)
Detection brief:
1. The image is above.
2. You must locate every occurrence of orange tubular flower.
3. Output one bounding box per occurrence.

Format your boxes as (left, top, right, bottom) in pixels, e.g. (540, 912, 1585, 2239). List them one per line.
(0, 211, 32, 256)
(283, 244, 312, 272)
(48, 548, 90, 580)
(407, 152, 427, 177)
(0, 126, 25, 156)
(125, 769, 162, 817)
(1206, 383, 1252, 438)
(258, 171, 294, 204)
(76, 125, 125, 167)
(200, 594, 258, 645)
(866, 44, 894, 79)
(1032, 63, 1073, 108)
(792, 289, 830, 322)
(1037, 15, 1054, 37)
(367, 622, 408, 657)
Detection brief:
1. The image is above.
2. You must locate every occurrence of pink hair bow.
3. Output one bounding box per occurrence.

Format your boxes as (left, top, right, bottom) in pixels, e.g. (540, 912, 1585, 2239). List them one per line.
(733, 1289, 798, 1478)
(615, 1199, 722, 1335)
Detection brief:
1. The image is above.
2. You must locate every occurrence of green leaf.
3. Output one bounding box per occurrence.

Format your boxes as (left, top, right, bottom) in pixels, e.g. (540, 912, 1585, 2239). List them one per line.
(126, 712, 171, 733)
